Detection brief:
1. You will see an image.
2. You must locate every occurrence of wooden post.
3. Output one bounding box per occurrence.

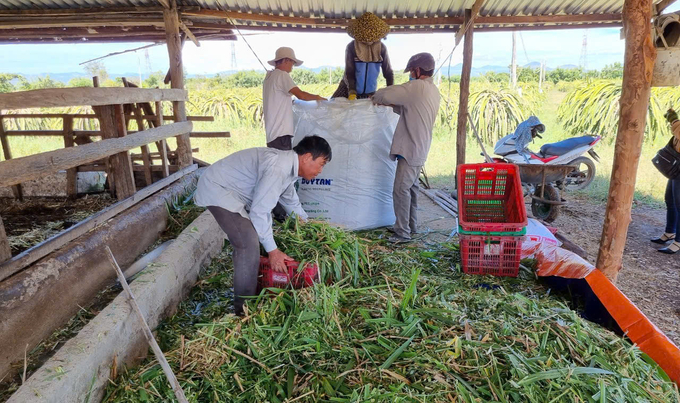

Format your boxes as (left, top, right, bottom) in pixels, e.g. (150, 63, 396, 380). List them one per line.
(133, 106, 154, 186)
(456, 9, 474, 168)
(0, 114, 23, 201)
(596, 0, 656, 282)
(94, 105, 136, 199)
(155, 101, 170, 178)
(63, 116, 77, 199)
(0, 216, 10, 263)
(164, 0, 192, 168)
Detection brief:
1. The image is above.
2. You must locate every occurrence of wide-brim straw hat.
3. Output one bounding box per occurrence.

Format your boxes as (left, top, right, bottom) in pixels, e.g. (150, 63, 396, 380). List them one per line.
(347, 12, 390, 42)
(267, 47, 304, 66)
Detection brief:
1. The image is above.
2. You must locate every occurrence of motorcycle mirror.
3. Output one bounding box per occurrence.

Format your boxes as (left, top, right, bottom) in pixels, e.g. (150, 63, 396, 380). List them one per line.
(535, 133, 543, 139)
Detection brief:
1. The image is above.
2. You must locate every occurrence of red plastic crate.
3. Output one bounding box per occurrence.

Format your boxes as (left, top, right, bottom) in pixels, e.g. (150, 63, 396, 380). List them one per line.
(457, 163, 527, 233)
(257, 257, 319, 291)
(459, 234, 523, 277)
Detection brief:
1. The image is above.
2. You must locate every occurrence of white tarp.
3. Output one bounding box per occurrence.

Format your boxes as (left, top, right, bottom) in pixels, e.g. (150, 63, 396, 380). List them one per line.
(292, 99, 400, 230)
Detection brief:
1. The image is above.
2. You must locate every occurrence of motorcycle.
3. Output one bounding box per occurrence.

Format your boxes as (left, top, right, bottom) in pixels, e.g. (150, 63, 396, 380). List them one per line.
(494, 132, 601, 192)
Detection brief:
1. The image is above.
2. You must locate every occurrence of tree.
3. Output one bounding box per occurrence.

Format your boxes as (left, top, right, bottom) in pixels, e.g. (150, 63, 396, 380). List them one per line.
(599, 63, 623, 79)
(143, 71, 166, 88)
(291, 69, 318, 85)
(27, 75, 65, 89)
(84, 61, 109, 82)
(0, 73, 21, 93)
(225, 70, 265, 88)
(67, 77, 93, 88)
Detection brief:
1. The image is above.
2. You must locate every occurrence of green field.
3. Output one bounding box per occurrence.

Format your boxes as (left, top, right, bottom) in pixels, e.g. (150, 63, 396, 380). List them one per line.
(0, 86, 670, 206)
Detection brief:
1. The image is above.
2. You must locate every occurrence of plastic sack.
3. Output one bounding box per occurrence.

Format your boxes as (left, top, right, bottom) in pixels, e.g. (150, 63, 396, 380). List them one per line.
(292, 99, 399, 230)
(521, 239, 595, 279)
(525, 218, 561, 247)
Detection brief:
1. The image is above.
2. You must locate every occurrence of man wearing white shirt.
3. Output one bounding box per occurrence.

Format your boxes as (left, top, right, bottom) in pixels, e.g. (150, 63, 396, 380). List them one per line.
(194, 136, 332, 315)
(263, 47, 326, 151)
(372, 53, 441, 243)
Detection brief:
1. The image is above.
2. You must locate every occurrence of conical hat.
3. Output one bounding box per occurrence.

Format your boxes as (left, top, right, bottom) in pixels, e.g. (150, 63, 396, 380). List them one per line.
(347, 12, 390, 42)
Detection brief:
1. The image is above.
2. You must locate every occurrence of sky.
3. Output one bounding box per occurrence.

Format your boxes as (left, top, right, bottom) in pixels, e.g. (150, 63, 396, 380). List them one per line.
(0, 27, 631, 77)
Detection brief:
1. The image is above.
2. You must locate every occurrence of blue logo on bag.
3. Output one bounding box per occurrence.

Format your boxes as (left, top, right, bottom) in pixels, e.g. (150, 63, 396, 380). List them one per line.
(301, 178, 333, 185)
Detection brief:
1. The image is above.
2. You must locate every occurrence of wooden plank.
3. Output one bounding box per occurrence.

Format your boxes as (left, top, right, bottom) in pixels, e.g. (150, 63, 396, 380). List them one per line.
(133, 106, 154, 186)
(0, 6, 167, 16)
(596, 0, 656, 282)
(0, 121, 192, 187)
(0, 216, 10, 263)
(456, 9, 474, 169)
(4, 114, 213, 122)
(164, 1, 193, 169)
(179, 21, 200, 47)
(0, 115, 23, 201)
(156, 101, 170, 178)
(0, 88, 187, 110)
(4, 130, 222, 137)
(657, 0, 678, 14)
(455, 0, 485, 45)
(0, 164, 197, 283)
(63, 116, 77, 199)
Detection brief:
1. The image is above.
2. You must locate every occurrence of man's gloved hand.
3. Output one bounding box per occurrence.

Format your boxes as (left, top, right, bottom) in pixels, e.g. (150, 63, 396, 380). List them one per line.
(348, 91, 357, 101)
(665, 108, 678, 124)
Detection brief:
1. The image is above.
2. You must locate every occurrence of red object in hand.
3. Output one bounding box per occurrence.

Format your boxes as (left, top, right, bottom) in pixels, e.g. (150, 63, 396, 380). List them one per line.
(257, 256, 319, 291)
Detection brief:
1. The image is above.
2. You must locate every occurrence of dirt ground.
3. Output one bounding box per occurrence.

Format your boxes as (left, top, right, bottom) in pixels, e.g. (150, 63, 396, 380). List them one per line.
(0, 195, 115, 255)
(416, 191, 680, 346)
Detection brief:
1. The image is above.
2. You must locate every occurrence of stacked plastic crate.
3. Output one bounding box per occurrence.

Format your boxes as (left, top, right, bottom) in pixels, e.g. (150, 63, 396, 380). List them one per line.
(456, 163, 527, 277)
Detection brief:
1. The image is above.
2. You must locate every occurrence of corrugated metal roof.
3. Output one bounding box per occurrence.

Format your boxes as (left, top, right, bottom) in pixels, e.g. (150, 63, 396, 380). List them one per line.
(0, 0, 625, 17)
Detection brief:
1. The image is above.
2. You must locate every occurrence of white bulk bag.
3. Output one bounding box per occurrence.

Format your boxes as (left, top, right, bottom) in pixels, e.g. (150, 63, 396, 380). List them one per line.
(292, 99, 399, 230)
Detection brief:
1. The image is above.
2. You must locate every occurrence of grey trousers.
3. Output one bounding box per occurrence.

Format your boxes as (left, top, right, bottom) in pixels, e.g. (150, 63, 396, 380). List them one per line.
(393, 158, 421, 239)
(207, 206, 260, 316)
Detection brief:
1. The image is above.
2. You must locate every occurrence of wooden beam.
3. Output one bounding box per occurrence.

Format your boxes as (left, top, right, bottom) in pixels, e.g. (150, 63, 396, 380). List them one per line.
(180, 21, 200, 47)
(0, 164, 197, 283)
(4, 130, 226, 137)
(3, 114, 213, 122)
(63, 116, 77, 199)
(164, 34, 185, 85)
(165, 0, 193, 168)
(97, 104, 135, 199)
(0, 7, 168, 16)
(596, 0, 657, 282)
(456, 9, 474, 169)
(0, 88, 187, 110)
(184, 9, 621, 26)
(656, 0, 678, 14)
(0, 121, 192, 188)
(0, 17, 169, 29)
(455, 0, 485, 45)
(0, 115, 23, 201)
(0, 216, 10, 263)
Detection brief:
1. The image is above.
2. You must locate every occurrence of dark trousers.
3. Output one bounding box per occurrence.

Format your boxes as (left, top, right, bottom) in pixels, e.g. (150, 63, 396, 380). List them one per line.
(665, 178, 680, 234)
(267, 135, 293, 219)
(207, 206, 260, 316)
(267, 135, 293, 151)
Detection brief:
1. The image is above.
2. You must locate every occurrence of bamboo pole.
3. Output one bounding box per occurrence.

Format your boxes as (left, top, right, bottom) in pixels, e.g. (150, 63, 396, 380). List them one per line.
(596, 0, 656, 282)
(105, 246, 189, 403)
(456, 9, 474, 168)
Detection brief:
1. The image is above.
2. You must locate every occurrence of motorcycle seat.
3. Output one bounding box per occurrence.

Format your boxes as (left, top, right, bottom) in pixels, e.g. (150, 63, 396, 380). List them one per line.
(540, 136, 596, 157)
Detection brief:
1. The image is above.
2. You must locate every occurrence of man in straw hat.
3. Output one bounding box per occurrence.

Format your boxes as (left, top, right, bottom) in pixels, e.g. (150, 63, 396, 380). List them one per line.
(263, 47, 326, 221)
(263, 47, 326, 151)
(331, 12, 394, 100)
(372, 53, 441, 243)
